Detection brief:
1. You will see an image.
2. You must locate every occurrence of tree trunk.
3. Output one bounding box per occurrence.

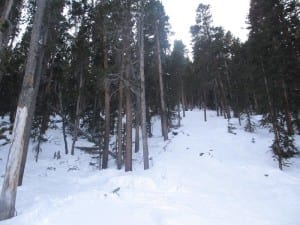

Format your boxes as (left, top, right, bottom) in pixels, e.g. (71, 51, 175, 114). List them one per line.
(124, 64, 132, 172)
(155, 21, 168, 141)
(58, 84, 68, 155)
(116, 80, 124, 169)
(18, 32, 47, 186)
(138, 12, 149, 169)
(71, 69, 84, 155)
(216, 76, 231, 119)
(0, 0, 47, 220)
(102, 78, 110, 169)
(146, 105, 152, 137)
(134, 96, 140, 153)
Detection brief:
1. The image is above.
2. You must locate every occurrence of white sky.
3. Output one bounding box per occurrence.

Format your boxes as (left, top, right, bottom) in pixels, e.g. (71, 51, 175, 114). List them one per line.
(161, 0, 250, 54)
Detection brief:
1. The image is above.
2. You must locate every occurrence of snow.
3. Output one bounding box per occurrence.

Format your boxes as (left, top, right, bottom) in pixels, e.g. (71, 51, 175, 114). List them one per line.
(0, 110, 300, 225)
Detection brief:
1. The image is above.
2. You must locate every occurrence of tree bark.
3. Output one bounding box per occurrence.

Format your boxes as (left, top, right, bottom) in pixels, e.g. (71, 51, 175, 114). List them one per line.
(71, 69, 84, 155)
(0, 0, 47, 220)
(58, 84, 68, 155)
(134, 96, 140, 153)
(116, 80, 124, 169)
(155, 21, 168, 141)
(138, 12, 149, 169)
(102, 78, 110, 169)
(124, 64, 132, 172)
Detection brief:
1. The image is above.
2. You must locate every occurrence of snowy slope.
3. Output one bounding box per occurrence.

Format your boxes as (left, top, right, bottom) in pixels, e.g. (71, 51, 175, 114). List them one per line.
(0, 110, 300, 225)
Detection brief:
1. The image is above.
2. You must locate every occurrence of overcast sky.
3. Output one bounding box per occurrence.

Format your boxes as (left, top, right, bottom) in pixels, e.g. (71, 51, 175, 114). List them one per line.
(161, 0, 250, 53)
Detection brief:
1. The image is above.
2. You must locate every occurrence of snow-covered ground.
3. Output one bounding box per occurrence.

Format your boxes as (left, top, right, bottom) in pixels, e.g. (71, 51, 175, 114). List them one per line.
(0, 110, 300, 225)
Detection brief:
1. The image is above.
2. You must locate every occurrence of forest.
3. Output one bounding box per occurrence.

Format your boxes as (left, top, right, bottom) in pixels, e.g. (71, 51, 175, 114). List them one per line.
(0, 0, 299, 221)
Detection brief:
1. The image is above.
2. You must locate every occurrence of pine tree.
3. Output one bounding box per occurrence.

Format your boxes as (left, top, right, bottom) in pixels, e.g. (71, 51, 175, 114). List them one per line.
(248, 0, 299, 169)
(0, 0, 47, 220)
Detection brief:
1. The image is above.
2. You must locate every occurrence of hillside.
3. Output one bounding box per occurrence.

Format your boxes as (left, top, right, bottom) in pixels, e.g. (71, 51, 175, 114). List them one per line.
(0, 110, 300, 225)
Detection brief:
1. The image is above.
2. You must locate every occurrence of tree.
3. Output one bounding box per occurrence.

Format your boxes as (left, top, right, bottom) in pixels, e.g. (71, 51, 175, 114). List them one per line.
(0, 0, 47, 220)
(166, 40, 188, 125)
(248, 0, 299, 169)
(155, 20, 168, 140)
(0, 0, 23, 85)
(0, 0, 14, 50)
(138, 3, 149, 169)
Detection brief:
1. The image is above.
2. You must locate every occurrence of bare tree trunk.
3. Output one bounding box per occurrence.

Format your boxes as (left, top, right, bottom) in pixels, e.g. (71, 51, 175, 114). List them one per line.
(116, 80, 124, 169)
(71, 69, 84, 155)
(102, 78, 110, 169)
(124, 64, 133, 172)
(0, 0, 47, 220)
(58, 84, 68, 155)
(134, 96, 140, 153)
(155, 21, 168, 141)
(138, 11, 149, 169)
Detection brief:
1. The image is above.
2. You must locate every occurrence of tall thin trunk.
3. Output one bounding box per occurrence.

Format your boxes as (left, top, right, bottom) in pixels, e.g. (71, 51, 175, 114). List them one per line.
(102, 78, 110, 169)
(0, 0, 47, 220)
(116, 80, 124, 169)
(155, 21, 168, 141)
(146, 105, 152, 137)
(138, 11, 149, 169)
(134, 96, 140, 153)
(58, 84, 68, 155)
(124, 64, 132, 172)
(71, 69, 83, 155)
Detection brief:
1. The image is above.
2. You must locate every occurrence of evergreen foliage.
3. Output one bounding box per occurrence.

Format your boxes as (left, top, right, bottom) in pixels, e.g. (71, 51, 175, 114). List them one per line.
(0, 0, 298, 202)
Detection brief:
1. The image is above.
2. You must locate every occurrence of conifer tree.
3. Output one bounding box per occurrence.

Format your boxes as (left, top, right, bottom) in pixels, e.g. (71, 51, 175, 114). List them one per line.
(0, 0, 47, 220)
